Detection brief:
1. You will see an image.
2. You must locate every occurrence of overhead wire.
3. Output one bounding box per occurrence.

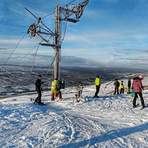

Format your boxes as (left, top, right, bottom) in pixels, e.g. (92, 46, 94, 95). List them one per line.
(23, 0, 80, 78)
(1, 0, 86, 90)
(67, 0, 77, 5)
(44, 0, 70, 79)
(63, 0, 78, 7)
(61, 21, 68, 44)
(12, 42, 40, 65)
(0, 33, 27, 77)
(4, 33, 26, 66)
(31, 44, 40, 72)
(0, 2, 66, 84)
(42, 0, 78, 19)
(45, 51, 58, 82)
(42, 10, 55, 19)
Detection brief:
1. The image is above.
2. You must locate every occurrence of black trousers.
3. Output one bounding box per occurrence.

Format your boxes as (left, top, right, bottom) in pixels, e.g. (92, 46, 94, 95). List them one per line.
(133, 92, 145, 107)
(128, 86, 131, 93)
(120, 88, 124, 94)
(94, 85, 100, 97)
(114, 87, 119, 95)
(35, 89, 42, 103)
(78, 90, 82, 98)
(59, 91, 63, 100)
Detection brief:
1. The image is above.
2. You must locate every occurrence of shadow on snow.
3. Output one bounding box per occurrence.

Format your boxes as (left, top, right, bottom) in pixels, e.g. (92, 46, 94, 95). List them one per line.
(59, 122, 148, 148)
(84, 94, 127, 103)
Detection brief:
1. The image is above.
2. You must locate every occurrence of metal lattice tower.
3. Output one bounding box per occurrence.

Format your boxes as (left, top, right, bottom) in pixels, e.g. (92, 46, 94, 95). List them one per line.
(26, 0, 89, 80)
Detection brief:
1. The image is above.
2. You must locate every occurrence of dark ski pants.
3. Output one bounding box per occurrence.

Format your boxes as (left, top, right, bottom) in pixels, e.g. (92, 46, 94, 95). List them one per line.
(128, 87, 131, 94)
(59, 91, 63, 100)
(120, 88, 124, 94)
(94, 85, 100, 97)
(133, 92, 145, 107)
(51, 91, 62, 101)
(78, 90, 82, 98)
(35, 90, 42, 103)
(51, 92, 58, 101)
(75, 90, 83, 102)
(114, 87, 119, 95)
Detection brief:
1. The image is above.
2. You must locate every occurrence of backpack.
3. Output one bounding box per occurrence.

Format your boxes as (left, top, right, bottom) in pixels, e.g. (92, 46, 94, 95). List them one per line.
(58, 80, 65, 89)
(60, 80, 65, 89)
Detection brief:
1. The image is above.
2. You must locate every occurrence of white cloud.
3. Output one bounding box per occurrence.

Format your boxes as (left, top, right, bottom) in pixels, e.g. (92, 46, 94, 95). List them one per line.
(65, 34, 90, 43)
(0, 39, 36, 45)
(65, 30, 148, 46)
(0, 38, 39, 50)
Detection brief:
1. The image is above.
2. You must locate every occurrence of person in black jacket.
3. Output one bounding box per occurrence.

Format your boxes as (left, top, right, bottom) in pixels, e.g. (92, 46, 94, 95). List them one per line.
(127, 78, 131, 94)
(34, 75, 43, 104)
(57, 80, 65, 101)
(114, 79, 120, 95)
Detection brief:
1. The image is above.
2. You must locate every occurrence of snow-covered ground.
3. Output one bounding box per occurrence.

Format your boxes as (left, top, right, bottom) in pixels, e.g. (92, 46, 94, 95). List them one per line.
(0, 79, 148, 148)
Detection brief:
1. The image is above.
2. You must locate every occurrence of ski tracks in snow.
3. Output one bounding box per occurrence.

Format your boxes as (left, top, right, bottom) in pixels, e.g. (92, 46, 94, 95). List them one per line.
(0, 85, 148, 147)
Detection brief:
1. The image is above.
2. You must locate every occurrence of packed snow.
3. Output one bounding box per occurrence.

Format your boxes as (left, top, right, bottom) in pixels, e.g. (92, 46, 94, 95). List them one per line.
(0, 79, 148, 148)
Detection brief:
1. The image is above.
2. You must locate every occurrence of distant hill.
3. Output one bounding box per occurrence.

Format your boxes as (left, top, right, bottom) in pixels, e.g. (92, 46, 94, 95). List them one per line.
(61, 56, 101, 67)
(0, 54, 101, 68)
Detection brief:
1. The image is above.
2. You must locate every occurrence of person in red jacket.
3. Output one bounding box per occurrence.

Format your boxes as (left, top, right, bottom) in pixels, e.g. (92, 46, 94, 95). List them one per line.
(132, 76, 145, 109)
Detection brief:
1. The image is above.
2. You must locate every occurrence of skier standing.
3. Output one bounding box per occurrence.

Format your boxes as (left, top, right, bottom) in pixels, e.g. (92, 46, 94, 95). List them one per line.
(94, 75, 101, 97)
(127, 78, 131, 94)
(51, 79, 58, 101)
(114, 79, 120, 95)
(57, 80, 64, 101)
(34, 75, 43, 104)
(75, 82, 84, 102)
(51, 79, 64, 101)
(132, 76, 145, 109)
(120, 81, 124, 94)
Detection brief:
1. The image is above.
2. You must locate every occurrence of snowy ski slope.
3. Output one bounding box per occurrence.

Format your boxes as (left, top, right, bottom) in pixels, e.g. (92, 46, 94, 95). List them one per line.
(0, 79, 148, 148)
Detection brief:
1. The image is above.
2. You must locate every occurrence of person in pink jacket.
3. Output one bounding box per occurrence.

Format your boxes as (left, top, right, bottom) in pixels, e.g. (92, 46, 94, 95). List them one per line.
(132, 76, 145, 109)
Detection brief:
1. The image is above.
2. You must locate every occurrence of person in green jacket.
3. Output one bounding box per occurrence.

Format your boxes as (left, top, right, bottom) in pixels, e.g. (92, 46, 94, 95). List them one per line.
(94, 75, 101, 97)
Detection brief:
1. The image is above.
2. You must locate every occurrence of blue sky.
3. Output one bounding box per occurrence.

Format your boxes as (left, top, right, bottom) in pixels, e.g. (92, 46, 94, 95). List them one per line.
(1, 0, 148, 68)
